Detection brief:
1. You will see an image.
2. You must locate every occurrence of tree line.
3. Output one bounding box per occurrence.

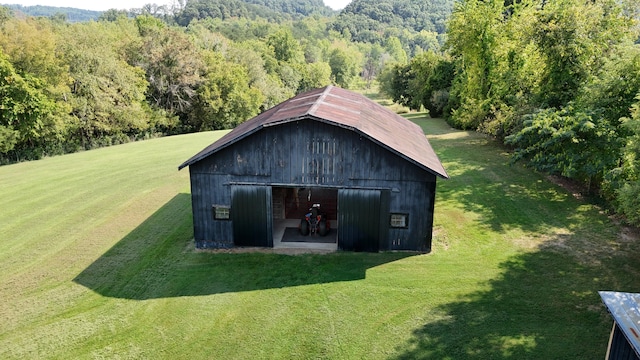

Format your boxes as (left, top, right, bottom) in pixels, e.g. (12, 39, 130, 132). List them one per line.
(0, 3, 406, 164)
(379, 0, 640, 225)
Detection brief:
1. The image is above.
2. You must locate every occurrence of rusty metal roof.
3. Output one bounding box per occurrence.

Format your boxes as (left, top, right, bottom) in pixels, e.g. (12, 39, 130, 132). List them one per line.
(178, 85, 448, 178)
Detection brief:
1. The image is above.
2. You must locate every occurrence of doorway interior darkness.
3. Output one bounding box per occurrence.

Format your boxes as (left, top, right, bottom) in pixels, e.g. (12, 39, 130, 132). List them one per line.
(272, 186, 338, 222)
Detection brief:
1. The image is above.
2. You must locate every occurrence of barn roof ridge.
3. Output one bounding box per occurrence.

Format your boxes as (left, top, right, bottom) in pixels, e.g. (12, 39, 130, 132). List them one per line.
(178, 86, 448, 179)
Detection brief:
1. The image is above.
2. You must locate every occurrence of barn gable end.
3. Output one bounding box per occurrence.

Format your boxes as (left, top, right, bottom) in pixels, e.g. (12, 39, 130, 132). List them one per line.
(180, 86, 448, 252)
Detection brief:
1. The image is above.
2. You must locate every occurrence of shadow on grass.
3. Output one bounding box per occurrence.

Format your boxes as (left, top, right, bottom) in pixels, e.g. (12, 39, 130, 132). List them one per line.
(392, 234, 640, 359)
(74, 193, 413, 300)
(430, 125, 604, 235)
(392, 119, 640, 359)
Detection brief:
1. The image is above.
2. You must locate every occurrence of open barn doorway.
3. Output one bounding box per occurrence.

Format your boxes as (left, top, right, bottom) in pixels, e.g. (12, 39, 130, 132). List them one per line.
(271, 186, 338, 249)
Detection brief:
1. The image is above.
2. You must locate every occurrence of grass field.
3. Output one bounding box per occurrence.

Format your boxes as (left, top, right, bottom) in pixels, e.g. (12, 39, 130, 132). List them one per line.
(1, 116, 639, 359)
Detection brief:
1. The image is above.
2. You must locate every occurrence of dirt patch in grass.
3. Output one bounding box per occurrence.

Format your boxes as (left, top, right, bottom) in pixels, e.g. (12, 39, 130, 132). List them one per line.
(539, 226, 639, 267)
(546, 175, 586, 200)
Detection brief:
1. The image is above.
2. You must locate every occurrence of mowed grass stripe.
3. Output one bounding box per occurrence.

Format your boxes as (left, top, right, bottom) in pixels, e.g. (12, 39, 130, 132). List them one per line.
(1, 117, 639, 359)
(0, 131, 222, 357)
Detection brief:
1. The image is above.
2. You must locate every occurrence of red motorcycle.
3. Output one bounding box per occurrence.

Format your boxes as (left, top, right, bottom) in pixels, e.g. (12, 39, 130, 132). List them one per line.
(299, 203, 330, 236)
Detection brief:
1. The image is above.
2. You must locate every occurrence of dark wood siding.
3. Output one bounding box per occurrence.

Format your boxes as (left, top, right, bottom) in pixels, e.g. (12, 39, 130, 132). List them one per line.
(188, 119, 438, 251)
(338, 189, 389, 252)
(189, 167, 233, 248)
(231, 185, 273, 247)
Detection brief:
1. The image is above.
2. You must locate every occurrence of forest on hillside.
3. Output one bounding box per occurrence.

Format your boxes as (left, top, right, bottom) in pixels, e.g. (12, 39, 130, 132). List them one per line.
(1, 0, 640, 225)
(3, 4, 102, 22)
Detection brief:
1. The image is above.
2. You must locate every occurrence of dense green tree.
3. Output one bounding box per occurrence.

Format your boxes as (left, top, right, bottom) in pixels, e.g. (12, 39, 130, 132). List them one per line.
(0, 17, 70, 98)
(188, 51, 263, 130)
(242, 0, 332, 16)
(226, 40, 292, 109)
(577, 44, 640, 128)
(296, 61, 332, 92)
(0, 17, 72, 159)
(176, 0, 252, 26)
(133, 16, 205, 120)
(384, 36, 407, 64)
(506, 106, 624, 190)
(614, 102, 640, 223)
(330, 0, 454, 45)
(378, 50, 455, 116)
(58, 20, 160, 147)
(328, 42, 362, 88)
(446, 0, 503, 129)
(174, 0, 332, 26)
(410, 51, 454, 117)
(378, 62, 414, 109)
(361, 43, 385, 87)
(0, 6, 11, 25)
(532, 0, 633, 108)
(410, 30, 440, 55)
(267, 28, 304, 64)
(0, 51, 61, 161)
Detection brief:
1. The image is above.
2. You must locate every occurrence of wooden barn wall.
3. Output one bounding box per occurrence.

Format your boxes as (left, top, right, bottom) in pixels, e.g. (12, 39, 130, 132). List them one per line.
(189, 167, 233, 248)
(188, 119, 438, 251)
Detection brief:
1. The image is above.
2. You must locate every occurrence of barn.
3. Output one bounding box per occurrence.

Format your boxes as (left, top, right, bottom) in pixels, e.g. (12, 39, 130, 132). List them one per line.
(178, 86, 448, 252)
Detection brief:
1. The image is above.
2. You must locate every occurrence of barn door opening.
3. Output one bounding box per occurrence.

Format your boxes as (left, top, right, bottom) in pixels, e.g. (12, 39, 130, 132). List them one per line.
(231, 185, 273, 247)
(338, 189, 390, 252)
(272, 186, 338, 247)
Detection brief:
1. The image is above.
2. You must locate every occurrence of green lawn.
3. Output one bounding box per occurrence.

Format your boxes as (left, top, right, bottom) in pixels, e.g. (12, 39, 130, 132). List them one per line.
(1, 116, 638, 359)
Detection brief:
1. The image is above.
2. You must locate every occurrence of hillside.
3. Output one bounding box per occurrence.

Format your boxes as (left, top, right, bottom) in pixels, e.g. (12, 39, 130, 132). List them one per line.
(2, 0, 335, 24)
(2, 4, 101, 22)
(330, 0, 454, 43)
(175, 0, 335, 25)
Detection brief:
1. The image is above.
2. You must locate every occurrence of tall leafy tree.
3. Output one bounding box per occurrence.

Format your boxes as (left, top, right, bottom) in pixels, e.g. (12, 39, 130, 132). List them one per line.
(615, 102, 640, 223)
(384, 36, 407, 64)
(226, 40, 292, 109)
(58, 20, 157, 147)
(267, 28, 304, 64)
(446, 0, 503, 128)
(0, 16, 70, 108)
(328, 42, 362, 88)
(361, 43, 385, 87)
(532, 0, 632, 108)
(0, 50, 59, 161)
(409, 51, 454, 117)
(296, 61, 332, 92)
(0, 17, 71, 159)
(378, 62, 414, 109)
(188, 51, 263, 130)
(133, 15, 205, 121)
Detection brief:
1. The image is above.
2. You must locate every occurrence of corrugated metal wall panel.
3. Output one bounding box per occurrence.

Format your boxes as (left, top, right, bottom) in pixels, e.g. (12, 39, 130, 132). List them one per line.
(608, 323, 640, 360)
(338, 189, 389, 252)
(231, 185, 273, 247)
